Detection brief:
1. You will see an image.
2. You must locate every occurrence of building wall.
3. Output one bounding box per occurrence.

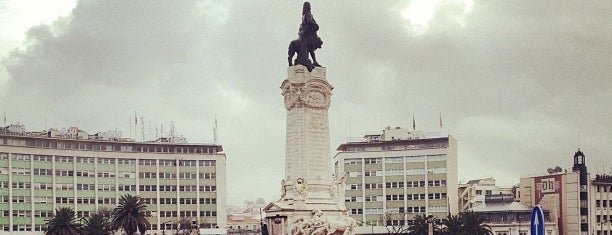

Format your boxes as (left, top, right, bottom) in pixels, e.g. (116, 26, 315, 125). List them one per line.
(0, 137, 226, 235)
(334, 136, 457, 233)
(590, 179, 612, 235)
(519, 172, 582, 235)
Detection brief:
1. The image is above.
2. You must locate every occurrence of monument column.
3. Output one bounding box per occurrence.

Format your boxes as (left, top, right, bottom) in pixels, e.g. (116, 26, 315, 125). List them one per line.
(281, 65, 333, 204)
(264, 3, 355, 235)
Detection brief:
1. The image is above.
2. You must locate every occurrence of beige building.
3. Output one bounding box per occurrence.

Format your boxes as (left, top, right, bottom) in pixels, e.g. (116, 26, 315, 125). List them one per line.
(519, 150, 589, 235)
(0, 123, 227, 235)
(333, 127, 458, 234)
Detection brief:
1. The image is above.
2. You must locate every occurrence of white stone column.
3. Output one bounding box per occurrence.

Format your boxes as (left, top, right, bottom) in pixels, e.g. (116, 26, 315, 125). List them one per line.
(281, 65, 334, 204)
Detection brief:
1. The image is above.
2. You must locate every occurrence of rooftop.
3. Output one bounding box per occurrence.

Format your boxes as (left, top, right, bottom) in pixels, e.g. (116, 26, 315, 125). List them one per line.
(0, 122, 223, 153)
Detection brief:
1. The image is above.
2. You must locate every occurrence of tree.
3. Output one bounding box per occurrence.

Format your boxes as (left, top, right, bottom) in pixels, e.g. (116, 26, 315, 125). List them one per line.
(112, 194, 150, 235)
(45, 207, 81, 235)
(459, 211, 492, 235)
(440, 214, 462, 235)
(81, 212, 112, 235)
(407, 214, 439, 235)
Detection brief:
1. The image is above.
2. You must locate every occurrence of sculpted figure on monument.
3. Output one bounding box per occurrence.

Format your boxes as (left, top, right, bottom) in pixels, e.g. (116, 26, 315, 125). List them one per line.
(288, 2, 324, 72)
(295, 178, 306, 200)
(281, 179, 287, 198)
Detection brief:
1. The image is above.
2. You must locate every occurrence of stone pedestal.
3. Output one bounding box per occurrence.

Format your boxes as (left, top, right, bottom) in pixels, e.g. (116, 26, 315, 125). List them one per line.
(264, 65, 354, 235)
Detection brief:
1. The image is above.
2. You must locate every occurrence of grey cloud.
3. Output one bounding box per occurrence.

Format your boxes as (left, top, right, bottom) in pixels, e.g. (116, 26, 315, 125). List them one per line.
(1, 0, 611, 203)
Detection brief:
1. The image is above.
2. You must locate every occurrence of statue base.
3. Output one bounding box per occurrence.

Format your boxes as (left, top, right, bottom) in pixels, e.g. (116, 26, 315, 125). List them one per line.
(264, 65, 354, 235)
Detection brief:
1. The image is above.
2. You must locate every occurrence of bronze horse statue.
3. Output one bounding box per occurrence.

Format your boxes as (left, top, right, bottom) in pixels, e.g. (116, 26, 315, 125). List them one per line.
(288, 2, 323, 71)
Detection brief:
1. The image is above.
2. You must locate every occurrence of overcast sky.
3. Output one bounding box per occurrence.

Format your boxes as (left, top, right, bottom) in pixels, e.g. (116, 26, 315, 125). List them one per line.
(1, 0, 611, 206)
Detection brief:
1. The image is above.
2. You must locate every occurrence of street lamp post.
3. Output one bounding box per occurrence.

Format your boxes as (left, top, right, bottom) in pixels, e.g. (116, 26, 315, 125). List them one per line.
(427, 215, 434, 235)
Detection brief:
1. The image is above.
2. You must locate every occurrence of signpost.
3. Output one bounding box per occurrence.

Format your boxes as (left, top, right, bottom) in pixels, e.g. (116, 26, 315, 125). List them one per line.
(530, 206, 545, 235)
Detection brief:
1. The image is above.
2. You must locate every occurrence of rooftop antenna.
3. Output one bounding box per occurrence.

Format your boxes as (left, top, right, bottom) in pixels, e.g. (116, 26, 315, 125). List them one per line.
(213, 115, 218, 144)
(161, 123, 165, 137)
(134, 111, 138, 140)
(170, 121, 175, 138)
(140, 116, 145, 142)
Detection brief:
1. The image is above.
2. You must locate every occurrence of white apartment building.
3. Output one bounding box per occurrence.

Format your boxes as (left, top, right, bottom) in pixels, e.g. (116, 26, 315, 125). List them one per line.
(0, 123, 227, 235)
(334, 127, 458, 234)
(591, 174, 612, 235)
(459, 178, 514, 212)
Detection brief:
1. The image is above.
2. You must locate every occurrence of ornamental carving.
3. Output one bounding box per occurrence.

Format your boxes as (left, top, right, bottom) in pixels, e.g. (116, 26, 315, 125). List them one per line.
(282, 79, 332, 110)
(290, 210, 357, 235)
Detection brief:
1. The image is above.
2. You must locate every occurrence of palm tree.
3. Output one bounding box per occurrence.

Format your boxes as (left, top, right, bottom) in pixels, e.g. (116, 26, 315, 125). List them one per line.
(81, 212, 112, 235)
(112, 194, 150, 235)
(441, 214, 462, 235)
(45, 207, 81, 235)
(408, 214, 439, 235)
(459, 211, 492, 235)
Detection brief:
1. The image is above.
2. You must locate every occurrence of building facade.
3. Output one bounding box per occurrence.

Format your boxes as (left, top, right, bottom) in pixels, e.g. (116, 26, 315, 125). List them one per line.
(519, 150, 589, 235)
(0, 124, 227, 235)
(591, 174, 612, 235)
(471, 194, 557, 235)
(334, 127, 458, 234)
(458, 178, 514, 212)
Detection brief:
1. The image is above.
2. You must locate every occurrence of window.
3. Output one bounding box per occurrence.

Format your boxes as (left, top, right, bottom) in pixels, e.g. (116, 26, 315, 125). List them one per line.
(117, 159, 135, 165)
(118, 185, 136, 191)
(180, 185, 198, 191)
(76, 170, 94, 177)
(476, 190, 482, 195)
(200, 198, 217, 204)
(33, 155, 52, 162)
(386, 195, 404, 201)
(140, 185, 158, 192)
(98, 158, 115, 164)
(386, 182, 404, 188)
(160, 185, 178, 192)
(119, 172, 136, 178)
(365, 183, 383, 189)
(350, 209, 363, 214)
(98, 184, 115, 191)
(200, 185, 216, 192)
(349, 184, 362, 190)
(179, 172, 197, 179)
(139, 159, 156, 166)
(76, 184, 95, 190)
(11, 168, 30, 176)
(364, 158, 382, 164)
(200, 173, 216, 179)
(159, 160, 176, 166)
(199, 160, 216, 166)
(12, 182, 31, 189)
(179, 160, 197, 166)
(97, 171, 115, 178)
(56, 156, 74, 163)
(33, 168, 53, 176)
(344, 159, 362, 165)
(76, 157, 94, 163)
(98, 198, 116, 204)
(11, 154, 30, 161)
(139, 172, 157, 178)
(159, 172, 176, 179)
